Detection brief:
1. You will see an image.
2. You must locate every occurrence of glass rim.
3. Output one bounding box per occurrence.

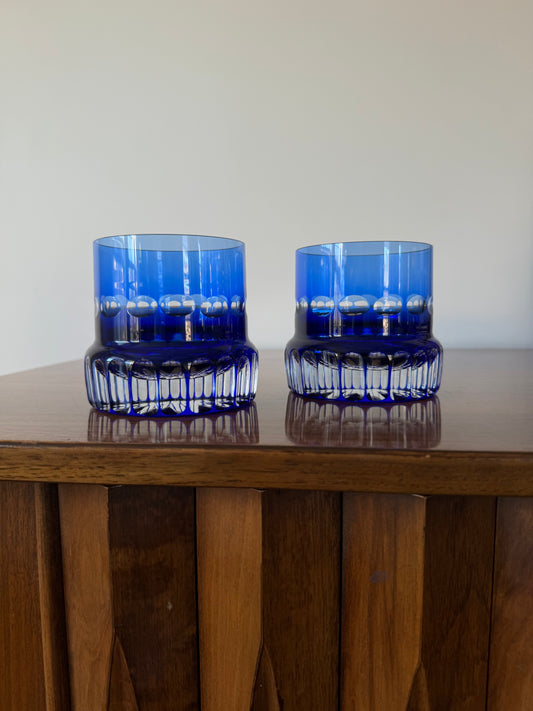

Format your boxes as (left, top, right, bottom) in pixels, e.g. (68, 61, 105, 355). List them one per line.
(94, 233, 244, 252)
(296, 240, 433, 257)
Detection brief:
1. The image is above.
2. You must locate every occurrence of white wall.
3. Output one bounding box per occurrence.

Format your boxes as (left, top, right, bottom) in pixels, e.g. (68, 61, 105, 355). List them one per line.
(1, 0, 532, 375)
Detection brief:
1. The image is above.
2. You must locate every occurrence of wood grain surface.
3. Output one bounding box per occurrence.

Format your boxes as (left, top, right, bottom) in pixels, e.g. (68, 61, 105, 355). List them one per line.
(59, 485, 199, 711)
(196, 488, 263, 711)
(197, 489, 340, 711)
(261, 490, 341, 711)
(419, 497, 495, 710)
(0, 350, 532, 495)
(0, 350, 531, 709)
(488, 498, 533, 710)
(0, 445, 531, 495)
(250, 646, 280, 711)
(0, 481, 530, 710)
(58, 484, 114, 711)
(0, 482, 70, 710)
(34, 484, 72, 710)
(108, 636, 139, 711)
(341, 494, 496, 710)
(0, 350, 531, 452)
(341, 493, 426, 710)
(107, 486, 199, 711)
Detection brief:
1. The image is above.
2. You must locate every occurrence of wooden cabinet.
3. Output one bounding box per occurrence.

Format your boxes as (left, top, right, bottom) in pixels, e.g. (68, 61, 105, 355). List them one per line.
(0, 351, 532, 710)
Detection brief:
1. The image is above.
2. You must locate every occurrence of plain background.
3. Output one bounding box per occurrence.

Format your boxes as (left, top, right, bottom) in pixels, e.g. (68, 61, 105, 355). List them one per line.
(1, 0, 532, 376)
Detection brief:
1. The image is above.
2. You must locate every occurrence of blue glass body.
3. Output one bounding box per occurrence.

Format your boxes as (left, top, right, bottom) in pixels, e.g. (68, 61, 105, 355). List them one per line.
(285, 241, 443, 403)
(94, 234, 248, 345)
(86, 235, 258, 416)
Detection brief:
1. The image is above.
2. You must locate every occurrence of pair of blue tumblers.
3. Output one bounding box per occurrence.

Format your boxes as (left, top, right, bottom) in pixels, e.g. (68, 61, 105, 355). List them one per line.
(85, 234, 442, 417)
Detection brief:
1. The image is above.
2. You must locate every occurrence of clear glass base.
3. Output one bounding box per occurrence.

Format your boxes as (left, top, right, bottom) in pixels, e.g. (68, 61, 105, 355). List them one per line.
(285, 337, 442, 403)
(85, 343, 258, 417)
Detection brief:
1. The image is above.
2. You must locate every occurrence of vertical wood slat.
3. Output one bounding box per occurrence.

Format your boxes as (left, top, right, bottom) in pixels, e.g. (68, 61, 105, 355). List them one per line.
(59, 484, 199, 711)
(108, 486, 199, 711)
(35, 484, 72, 710)
(0, 482, 70, 710)
(196, 488, 263, 711)
(341, 494, 495, 710)
(488, 497, 533, 710)
(420, 496, 495, 710)
(59, 484, 114, 711)
(108, 636, 140, 711)
(250, 646, 281, 711)
(197, 489, 341, 711)
(53, 484, 532, 711)
(341, 493, 426, 710)
(260, 490, 341, 711)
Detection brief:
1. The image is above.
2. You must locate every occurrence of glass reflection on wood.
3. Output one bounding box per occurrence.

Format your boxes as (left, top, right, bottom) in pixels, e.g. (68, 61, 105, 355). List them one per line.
(285, 393, 440, 449)
(87, 403, 259, 445)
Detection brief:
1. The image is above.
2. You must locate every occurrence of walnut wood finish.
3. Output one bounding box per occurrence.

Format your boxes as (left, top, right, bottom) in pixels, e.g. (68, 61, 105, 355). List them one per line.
(420, 497, 495, 709)
(107, 486, 198, 711)
(1, 445, 531, 495)
(58, 485, 114, 710)
(341, 493, 426, 709)
(250, 646, 280, 711)
(341, 494, 495, 710)
(0, 482, 70, 710)
(197, 488, 263, 711)
(0, 350, 532, 495)
(108, 636, 139, 711)
(260, 490, 340, 710)
(59, 485, 198, 711)
(488, 498, 533, 710)
(0, 351, 532, 710)
(197, 489, 340, 711)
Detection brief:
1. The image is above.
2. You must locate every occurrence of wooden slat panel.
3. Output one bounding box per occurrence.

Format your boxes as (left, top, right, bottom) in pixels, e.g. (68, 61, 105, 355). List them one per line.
(488, 497, 533, 710)
(406, 663, 430, 711)
(108, 635, 140, 711)
(0, 482, 70, 710)
(341, 493, 426, 710)
(196, 488, 262, 711)
(420, 496, 495, 710)
(250, 646, 281, 711)
(261, 490, 340, 711)
(58, 484, 114, 711)
(107, 486, 198, 711)
(34, 484, 72, 710)
(342, 495, 495, 710)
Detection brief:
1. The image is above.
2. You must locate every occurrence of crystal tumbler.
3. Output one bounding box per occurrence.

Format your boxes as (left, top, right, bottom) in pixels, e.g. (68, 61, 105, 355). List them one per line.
(85, 234, 258, 416)
(285, 241, 443, 402)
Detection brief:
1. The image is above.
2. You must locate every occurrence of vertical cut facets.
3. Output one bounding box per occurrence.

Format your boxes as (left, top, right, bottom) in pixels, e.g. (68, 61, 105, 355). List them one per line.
(285, 345, 441, 403)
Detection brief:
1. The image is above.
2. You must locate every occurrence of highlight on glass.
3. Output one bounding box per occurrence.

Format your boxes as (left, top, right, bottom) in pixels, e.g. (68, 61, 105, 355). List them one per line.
(285, 241, 443, 402)
(85, 234, 258, 416)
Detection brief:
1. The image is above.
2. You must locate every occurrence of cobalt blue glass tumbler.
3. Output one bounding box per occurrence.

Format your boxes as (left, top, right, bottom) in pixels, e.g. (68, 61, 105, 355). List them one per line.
(85, 234, 258, 416)
(285, 241, 443, 402)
